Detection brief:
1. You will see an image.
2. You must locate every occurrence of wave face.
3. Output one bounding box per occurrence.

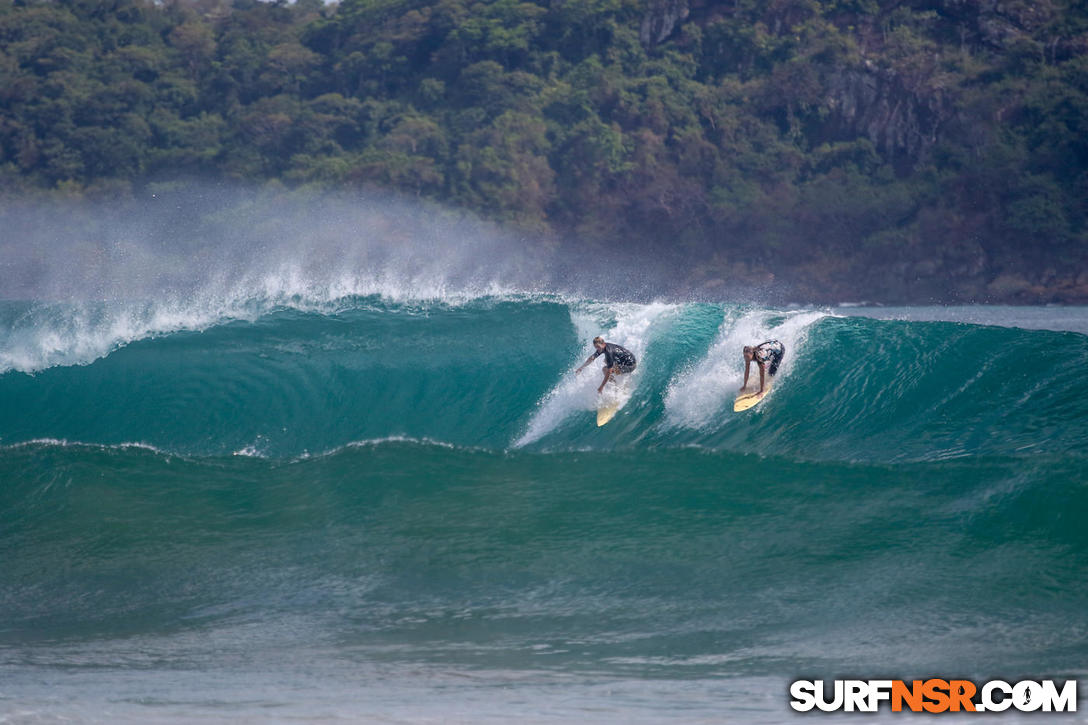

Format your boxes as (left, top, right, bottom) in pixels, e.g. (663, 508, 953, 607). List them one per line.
(3, 296, 1088, 719)
(2, 297, 1087, 460)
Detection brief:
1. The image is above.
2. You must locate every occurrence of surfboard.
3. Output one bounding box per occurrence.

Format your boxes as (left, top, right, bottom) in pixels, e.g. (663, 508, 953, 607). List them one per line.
(596, 379, 628, 426)
(597, 399, 621, 426)
(734, 379, 773, 412)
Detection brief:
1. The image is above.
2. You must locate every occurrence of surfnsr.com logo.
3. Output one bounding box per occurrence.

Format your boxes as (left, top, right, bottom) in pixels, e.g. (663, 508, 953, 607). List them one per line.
(790, 679, 1077, 713)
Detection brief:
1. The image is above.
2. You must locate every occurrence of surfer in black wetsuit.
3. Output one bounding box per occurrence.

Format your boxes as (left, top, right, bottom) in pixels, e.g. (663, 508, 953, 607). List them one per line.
(576, 336, 637, 394)
(742, 340, 785, 395)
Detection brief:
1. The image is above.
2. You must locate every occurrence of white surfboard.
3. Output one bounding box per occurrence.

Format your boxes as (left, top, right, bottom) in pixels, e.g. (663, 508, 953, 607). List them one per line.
(596, 378, 629, 426)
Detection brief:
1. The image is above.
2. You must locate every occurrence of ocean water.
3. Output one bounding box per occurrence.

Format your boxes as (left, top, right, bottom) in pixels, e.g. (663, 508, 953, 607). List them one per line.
(2, 291, 1087, 723)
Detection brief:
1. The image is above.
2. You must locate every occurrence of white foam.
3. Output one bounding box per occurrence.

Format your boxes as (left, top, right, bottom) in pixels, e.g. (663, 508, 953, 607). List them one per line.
(344, 435, 461, 451)
(514, 302, 677, 446)
(232, 435, 271, 458)
(0, 272, 541, 374)
(0, 191, 554, 374)
(663, 309, 829, 429)
(0, 297, 252, 374)
(288, 436, 478, 463)
(0, 438, 168, 455)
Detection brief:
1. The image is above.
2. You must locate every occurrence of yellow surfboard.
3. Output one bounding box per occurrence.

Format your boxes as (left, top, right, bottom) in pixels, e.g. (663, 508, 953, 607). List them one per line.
(734, 379, 773, 412)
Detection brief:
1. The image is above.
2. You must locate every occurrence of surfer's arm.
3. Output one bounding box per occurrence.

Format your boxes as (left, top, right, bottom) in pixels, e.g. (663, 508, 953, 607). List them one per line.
(742, 360, 751, 389)
(598, 366, 612, 393)
(758, 362, 766, 393)
(575, 351, 600, 373)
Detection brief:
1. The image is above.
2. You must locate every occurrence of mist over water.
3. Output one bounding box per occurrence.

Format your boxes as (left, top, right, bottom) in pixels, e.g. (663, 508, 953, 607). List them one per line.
(3, 187, 528, 300)
(0, 186, 703, 374)
(0, 185, 717, 305)
(3, 188, 1088, 722)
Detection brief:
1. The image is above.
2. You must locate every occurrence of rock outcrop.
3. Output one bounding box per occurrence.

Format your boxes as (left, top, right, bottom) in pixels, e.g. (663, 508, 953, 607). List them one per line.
(823, 63, 950, 166)
(640, 0, 689, 48)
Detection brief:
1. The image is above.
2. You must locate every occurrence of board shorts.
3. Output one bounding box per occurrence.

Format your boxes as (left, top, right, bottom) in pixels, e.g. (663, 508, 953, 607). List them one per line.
(756, 341, 785, 376)
(613, 360, 636, 374)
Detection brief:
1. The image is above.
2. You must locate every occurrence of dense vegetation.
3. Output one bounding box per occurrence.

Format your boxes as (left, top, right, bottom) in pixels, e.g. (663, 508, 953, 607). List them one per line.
(2, 0, 1087, 302)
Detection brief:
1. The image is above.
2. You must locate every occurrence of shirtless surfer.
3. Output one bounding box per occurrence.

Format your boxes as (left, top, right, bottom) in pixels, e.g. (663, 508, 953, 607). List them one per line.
(576, 336, 637, 394)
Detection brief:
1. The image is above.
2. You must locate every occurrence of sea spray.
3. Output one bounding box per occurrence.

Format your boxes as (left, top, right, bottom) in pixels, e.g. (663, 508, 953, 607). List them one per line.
(516, 301, 679, 447)
(664, 309, 829, 429)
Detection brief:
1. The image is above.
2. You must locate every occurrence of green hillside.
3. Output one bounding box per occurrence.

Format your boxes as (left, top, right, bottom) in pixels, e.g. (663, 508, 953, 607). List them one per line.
(2, 0, 1086, 301)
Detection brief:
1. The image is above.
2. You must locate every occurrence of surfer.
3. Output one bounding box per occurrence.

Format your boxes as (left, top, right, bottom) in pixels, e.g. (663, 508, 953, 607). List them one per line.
(742, 340, 785, 394)
(576, 336, 637, 394)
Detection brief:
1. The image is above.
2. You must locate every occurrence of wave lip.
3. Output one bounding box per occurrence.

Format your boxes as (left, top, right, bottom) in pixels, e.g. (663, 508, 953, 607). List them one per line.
(0, 437, 169, 456)
(0, 282, 541, 376)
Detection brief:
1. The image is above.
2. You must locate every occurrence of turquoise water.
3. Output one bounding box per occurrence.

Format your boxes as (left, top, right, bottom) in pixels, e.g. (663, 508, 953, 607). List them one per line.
(2, 296, 1087, 722)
